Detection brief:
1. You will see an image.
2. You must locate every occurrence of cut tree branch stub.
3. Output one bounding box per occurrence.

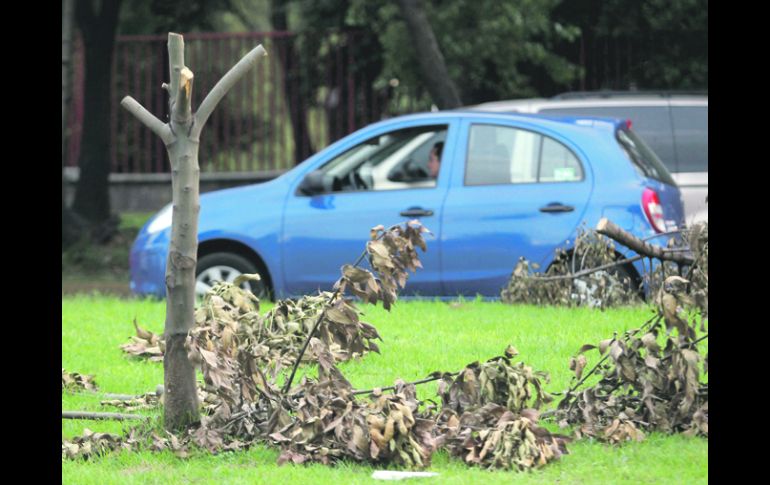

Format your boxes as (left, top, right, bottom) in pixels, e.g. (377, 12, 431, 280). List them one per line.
(596, 218, 694, 265)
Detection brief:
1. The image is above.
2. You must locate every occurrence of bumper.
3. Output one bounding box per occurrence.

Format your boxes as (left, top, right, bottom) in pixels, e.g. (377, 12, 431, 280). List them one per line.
(129, 235, 168, 298)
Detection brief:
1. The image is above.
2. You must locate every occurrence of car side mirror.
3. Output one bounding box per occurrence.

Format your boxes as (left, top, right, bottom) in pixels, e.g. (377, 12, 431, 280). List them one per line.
(299, 170, 326, 195)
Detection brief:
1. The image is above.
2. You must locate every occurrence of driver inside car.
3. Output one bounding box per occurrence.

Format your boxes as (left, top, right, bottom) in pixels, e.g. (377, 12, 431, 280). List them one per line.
(428, 141, 443, 179)
(392, 141, 443, 183)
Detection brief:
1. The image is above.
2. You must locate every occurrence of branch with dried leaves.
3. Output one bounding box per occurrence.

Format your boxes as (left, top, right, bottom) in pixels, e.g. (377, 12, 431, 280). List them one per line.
(501, 226, 644, 308)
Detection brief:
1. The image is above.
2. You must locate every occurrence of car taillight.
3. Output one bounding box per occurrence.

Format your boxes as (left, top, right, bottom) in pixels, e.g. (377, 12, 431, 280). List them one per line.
(642, 188, 666, 233)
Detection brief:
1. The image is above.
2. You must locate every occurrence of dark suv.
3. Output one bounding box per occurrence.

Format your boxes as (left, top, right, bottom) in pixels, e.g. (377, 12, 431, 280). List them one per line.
(471, 91, 708, 224)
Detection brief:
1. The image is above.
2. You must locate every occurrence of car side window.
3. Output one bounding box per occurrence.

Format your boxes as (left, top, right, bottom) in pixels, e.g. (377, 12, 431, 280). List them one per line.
(311, 125, 447, 194)
(465, 124, 583, 186)
(539, 137, 583, 182)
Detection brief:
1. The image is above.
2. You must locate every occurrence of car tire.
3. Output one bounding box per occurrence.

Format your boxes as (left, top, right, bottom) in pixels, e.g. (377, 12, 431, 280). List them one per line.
(195, 252, 270, 300)
(607, 263, 643, 299)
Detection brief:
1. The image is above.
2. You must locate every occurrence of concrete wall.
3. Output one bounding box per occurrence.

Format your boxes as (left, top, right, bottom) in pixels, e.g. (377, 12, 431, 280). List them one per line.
(63, 168, 286, 213)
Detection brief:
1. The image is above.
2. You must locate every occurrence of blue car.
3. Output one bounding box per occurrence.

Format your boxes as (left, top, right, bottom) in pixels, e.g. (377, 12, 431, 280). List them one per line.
(130, 111, 685, 299)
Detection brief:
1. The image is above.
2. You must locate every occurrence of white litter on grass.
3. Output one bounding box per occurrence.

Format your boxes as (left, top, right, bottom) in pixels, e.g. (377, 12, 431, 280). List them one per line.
(371, 471, 439, 481)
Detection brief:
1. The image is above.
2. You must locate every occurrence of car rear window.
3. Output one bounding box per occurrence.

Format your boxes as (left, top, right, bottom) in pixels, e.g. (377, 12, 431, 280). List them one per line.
(616, 128, 676, 186)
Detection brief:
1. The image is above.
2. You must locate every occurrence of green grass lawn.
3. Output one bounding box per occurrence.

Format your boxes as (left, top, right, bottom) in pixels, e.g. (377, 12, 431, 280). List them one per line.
(62, 295, 707, 484)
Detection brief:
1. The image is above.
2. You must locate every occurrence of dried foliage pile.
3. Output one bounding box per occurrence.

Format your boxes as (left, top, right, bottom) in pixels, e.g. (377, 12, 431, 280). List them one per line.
(269, 340, 436, 467)
(62, 369, 98, 392)
(437, 346, 551, 415)
(177, 221, 447, 460)
(120, 319, 164, 361)
(553, 221, 708, 442)
(434, 348, 570, 470)
(64, 219, 708, 469)
(442, 404, 569, 470)
(501, 228, 642, 308)
(62, 429, 135, 460)
(67, 221, 573, 471)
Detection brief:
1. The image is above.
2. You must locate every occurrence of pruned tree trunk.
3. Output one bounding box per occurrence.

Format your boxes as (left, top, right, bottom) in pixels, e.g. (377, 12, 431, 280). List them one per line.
(122, 33, 267, 432)
(396, 0, 462, 109)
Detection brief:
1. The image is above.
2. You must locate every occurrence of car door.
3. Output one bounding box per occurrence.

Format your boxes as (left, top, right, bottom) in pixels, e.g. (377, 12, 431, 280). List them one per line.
(280, 118, 459, 297)
(440, 118, 594, 297)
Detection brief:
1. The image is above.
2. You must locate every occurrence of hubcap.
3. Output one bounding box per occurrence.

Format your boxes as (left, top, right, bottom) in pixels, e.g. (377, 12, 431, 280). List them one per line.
(195, 265, 252, 296)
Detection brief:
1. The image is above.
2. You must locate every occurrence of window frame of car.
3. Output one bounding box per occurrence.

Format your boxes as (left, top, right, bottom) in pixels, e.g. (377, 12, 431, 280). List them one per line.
(292, 117, 460, 197)
(461, 121, 587, 187)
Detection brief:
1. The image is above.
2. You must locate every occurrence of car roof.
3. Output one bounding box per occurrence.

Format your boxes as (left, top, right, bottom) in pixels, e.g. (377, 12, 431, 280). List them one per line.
(551, 90, 707, 99)
(468, 93, 708, 112)
(384, 109, 627, 131)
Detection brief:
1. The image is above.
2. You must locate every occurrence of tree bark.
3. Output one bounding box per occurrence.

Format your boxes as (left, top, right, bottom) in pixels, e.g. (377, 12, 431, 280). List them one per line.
(72, 0, 122, 225)
(62, 0, 83, 246)
(234, 0, 314, 165)
(596, 218, 694, 265)
(62, 0, 74, 165)
(396, 0, 462, 109)
(122, 33, 267, 432)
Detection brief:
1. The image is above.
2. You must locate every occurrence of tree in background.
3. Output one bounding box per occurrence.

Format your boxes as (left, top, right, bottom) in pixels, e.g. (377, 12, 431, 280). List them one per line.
(293, 0, 580, 106)
(552, 0, 708, 91)
(395, 0, 462, 109)
(119, 0, 237, 35)
(395, 0, 582, 103)
(71, 0, 122, 230)
(62, 0, 85, 247)
(64, 0, 243, 248)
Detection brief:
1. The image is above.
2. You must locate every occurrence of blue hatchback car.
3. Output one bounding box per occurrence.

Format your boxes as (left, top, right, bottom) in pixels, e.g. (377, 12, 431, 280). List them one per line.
(130, 111, 685, 299)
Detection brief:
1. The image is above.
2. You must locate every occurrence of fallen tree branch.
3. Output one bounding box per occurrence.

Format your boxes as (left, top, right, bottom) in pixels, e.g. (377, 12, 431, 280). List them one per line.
(566, 315, 661, 395)
(660, 334, 709, 363)
(540, 320, 706, 422)
(528, 255, 644, 282)
(596, 218, 694, 265)
(72, 385, 165, 401)
(62, 411, 150, 421)
(351, 372, 460, 396)
(281, 302, 333, 394)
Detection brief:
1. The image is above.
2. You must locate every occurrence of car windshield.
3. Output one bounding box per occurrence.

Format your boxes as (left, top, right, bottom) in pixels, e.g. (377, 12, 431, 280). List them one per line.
(616, 128, 676, 186)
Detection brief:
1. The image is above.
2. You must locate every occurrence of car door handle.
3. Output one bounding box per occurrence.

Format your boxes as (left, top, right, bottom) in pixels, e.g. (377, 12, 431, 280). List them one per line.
(400, 207, 434, 217)
(539, 203, 574, 213)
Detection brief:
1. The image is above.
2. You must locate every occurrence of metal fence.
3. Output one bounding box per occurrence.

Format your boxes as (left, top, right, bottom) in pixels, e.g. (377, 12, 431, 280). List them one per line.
(65, 30, 432, 174)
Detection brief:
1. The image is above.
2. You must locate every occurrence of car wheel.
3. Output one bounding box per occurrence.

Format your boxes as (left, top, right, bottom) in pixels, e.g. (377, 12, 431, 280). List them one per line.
(598, 263, 644, 301)
(195, 252, 269, 299)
